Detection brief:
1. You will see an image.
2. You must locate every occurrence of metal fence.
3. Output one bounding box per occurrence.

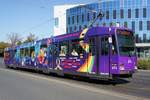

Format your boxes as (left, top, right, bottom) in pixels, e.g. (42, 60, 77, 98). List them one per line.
(137, 50, 150, 60)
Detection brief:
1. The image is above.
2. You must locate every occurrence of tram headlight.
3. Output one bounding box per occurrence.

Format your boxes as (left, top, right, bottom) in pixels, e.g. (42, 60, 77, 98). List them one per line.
(119, 64, 125, 70)
(112, 64, 117, 70)
(134, 66, 137, 70)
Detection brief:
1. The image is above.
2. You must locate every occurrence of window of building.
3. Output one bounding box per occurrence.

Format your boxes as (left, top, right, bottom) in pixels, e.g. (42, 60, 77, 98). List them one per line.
(74, 26, 77, 31)
(77, 15, 79, 24)
(147, 21, 150, 30)
(84, 25, 87, 29)
(103, 22, 106, 26)
(124, 22, 128, 28)
(82, 14, 84, 22)
(72, 16, 74, 24)
(93, 12, 96, 20)
(70, 27, 72, 33)
(79, 25, 82, 30)
(135, 34, 139, 43)
(136, 34, 142, 43)
(148, 38, 150, 42)
(54, 18, 59, 27)
(113, 10, 116, 19)
(135, 9, 139, 18)
(68, 17, 70, 25)
(132, 21, 135, 31)
(139, 21, 143, 31)
(96, 23, 99, 27)
(87, 13, 90, 21)
(120, 9, 124, 18)
(66, 27, 68, 33)
(128, 9, 131, 18)
(106, 11, 109, 19)
(143, 34, 147, 42)
(110, 22, 113, 27)
(143, 8, 147, 18)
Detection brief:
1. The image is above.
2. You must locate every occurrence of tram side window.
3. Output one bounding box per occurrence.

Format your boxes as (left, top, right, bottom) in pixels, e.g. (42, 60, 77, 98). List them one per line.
(14, 49, 17, 58)
(20, 48, 25, 57)
(53, 43, 59, 56)
(70, 39, 84, 56)
(112, 35, 117, 55)
(11, 49, 16, 59)
(40, 44, 47, 50)
(4, 51, 9, 59)
(40, 44, 47, 57)
(29, 46, 35, 58)
(48, 45, 53, 56)
(25, 48, 30, 57)
(101, 37, 109, 55)
(89, 37, 96, 55)
(48, 44, 57, 56)
(59, 41, 68, 57)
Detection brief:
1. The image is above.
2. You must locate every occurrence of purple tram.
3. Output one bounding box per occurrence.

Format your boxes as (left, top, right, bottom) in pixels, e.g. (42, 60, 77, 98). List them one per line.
(4, 27, 137, 80)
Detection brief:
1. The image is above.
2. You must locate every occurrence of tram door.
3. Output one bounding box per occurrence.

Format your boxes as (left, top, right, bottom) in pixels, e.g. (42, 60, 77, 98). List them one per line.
(48, 44, 59, 69)
(89, 36, 100, 75)
(48, 45, 54, 69)
(99, 36, 111, 76)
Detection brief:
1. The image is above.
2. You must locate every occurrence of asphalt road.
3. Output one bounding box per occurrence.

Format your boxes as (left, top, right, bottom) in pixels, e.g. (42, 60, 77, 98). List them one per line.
(0, 58, 149, 100)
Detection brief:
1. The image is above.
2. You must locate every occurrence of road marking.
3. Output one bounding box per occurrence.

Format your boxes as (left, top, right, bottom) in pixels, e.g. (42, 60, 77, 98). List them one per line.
(140, 87, 150, 91)
(0, 68, 148, 100)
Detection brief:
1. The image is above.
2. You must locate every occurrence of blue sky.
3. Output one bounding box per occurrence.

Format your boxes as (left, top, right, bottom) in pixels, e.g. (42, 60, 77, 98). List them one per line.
(0, 0, 97, 42)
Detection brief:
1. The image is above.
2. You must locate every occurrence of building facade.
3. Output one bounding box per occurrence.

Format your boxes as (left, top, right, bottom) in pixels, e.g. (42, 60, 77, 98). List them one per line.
(54, 5, 78, 36)
(66, 0, 150, 58)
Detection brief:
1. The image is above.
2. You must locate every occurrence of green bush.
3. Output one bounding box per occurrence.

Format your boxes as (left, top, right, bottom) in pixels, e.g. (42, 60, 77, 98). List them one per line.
(137, 59, 150, 70)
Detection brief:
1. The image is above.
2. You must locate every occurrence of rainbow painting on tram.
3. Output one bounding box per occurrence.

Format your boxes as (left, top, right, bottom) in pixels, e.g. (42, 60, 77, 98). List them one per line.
(4, 27, 137, 80)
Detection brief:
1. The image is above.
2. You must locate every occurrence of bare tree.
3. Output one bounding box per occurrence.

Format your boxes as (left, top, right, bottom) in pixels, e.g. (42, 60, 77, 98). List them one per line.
(7, 32, 22, 47)
(24, 33, 38, 43)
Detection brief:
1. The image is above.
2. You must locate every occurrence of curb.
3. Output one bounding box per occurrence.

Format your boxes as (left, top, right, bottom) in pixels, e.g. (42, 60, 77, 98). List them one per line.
(138, 70, 150, 72)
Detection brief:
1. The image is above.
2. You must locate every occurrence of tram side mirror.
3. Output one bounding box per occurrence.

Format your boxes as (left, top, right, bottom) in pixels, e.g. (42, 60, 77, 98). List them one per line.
(108, 37, 112, 44)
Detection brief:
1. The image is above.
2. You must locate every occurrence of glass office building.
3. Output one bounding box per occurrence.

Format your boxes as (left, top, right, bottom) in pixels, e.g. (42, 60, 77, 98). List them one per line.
(66, 0, 150, 58)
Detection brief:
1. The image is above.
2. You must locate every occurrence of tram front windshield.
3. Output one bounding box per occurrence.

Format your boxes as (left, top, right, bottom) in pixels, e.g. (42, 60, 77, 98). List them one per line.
(117, 30, 136, 56)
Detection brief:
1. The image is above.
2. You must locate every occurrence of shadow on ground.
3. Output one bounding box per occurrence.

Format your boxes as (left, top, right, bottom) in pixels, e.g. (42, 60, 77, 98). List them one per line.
(5, 66, 130, 86)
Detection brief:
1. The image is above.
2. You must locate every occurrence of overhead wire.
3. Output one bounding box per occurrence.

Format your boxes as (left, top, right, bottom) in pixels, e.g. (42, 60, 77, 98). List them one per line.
(21, 0, 101, 36)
